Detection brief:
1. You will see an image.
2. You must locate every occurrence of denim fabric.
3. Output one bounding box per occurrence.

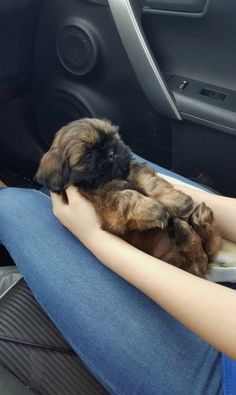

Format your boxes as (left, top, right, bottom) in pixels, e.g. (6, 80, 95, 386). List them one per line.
(0, 159, 223, 395)
(222, 355, 236, 395)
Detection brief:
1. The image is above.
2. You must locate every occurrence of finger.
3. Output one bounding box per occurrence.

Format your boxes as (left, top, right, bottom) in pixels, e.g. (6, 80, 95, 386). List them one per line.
(50, 192, 65, 210)
(66, 186, 82, 205)
(50, 191, 63, 203)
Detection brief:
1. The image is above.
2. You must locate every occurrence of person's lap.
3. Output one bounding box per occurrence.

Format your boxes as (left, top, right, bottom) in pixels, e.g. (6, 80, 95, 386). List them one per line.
(0, 157, 222, 394)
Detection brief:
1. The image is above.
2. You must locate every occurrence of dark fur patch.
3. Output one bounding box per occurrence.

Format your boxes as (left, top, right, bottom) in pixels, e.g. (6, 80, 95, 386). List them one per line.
(70, 132, 132, 190)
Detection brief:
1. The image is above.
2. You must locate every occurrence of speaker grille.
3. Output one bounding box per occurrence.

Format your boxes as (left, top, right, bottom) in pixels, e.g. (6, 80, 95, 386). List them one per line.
(57, 25, 97, 76)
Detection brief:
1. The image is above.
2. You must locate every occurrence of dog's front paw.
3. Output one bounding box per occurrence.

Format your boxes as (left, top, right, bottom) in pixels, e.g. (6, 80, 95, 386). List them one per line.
(127, 196, 170, 231)
(99, 190, 169, 235)
(160, 189, 194, 218)
(189, 203, 222, 259)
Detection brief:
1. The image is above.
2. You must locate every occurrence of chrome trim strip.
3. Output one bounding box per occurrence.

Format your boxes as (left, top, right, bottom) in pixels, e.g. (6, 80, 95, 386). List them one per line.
(107, 0, 181, 120)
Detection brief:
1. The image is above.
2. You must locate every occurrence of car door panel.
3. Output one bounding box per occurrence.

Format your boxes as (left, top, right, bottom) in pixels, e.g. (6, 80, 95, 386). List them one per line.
(0, 0, 43, 178)
(0, 0, 41, 93)
(32, 0, 173, 171)
(140, 0, 236, 195)
(142, 1, 236, 92)
(28, 0, 236, 195)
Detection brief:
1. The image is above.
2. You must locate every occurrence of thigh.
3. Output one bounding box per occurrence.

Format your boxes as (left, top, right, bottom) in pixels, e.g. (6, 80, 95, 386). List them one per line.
(0, 188, 222, 395)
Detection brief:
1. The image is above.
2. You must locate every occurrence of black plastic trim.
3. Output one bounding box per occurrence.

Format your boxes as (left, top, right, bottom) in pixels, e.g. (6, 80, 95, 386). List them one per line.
(107, 0, 181, 120)
(168, 75, 236, 134)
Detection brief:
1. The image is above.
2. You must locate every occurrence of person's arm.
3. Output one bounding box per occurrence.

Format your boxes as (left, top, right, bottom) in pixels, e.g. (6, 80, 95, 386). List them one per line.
(51, 187, 236, 360)
(161, 174, 236, 243)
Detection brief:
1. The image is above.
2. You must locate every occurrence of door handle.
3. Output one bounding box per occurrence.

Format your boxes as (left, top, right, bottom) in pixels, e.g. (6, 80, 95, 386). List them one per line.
(107, 0, 181, 120)
(144, 0, 207, 13)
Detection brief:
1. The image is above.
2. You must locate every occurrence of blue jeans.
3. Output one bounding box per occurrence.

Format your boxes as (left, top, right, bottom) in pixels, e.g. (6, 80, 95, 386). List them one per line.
(0, 158, 222, 395)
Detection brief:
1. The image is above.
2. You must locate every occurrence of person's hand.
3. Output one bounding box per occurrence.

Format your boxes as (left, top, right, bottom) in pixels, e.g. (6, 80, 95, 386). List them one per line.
(51, 186, 101, 242)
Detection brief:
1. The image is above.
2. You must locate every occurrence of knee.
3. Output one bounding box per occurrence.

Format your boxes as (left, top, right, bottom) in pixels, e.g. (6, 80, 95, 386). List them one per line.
(0, 187, 25, 207)
(0, 187, 20, 210)
(0, 188, 52, 240)
(0, 189, 27, 222)
(0, 188, 48, 218)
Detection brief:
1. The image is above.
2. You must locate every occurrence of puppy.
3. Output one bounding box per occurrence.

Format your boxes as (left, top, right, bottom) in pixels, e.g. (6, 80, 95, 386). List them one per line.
(36, 118, 221, 277)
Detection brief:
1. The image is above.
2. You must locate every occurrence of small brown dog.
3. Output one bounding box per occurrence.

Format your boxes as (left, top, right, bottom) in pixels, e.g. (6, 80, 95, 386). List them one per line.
(36, 118, 221, 277)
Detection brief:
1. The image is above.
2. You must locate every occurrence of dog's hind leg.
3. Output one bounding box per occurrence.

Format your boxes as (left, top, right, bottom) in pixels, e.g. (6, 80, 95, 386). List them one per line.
(189, 203, 222, 261)
(165, 218, 208, 277)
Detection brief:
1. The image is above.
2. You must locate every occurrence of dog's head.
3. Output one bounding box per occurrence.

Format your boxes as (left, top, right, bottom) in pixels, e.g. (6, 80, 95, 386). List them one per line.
(35, 118, 132, 192)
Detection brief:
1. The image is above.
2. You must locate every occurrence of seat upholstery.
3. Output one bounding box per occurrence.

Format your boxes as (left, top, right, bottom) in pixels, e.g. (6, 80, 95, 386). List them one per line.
(0, 279, 108, 395)
(0, 365, 35, 395)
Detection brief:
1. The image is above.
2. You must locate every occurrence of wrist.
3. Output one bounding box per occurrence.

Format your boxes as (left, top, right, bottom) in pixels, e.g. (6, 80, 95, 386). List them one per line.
(78, 226, 105, 249)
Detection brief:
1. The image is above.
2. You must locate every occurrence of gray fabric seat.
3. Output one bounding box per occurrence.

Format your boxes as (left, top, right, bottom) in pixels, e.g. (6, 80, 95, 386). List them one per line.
(0, 366, 35, 395)
(0, 269, 108, 395)
(0, 266, 35, 394)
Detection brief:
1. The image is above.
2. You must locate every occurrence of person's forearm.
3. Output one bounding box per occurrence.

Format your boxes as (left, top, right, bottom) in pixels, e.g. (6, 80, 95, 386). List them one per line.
(81, 228, 236, 360)
(162, 174, 236, 243)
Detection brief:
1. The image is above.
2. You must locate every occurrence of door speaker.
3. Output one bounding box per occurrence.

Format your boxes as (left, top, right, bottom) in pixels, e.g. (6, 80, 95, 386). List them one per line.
(56, 23, 98, 76)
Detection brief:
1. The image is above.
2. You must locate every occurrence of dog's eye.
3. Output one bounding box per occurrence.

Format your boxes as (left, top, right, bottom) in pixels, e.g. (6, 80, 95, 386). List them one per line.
(84, 151, 91, 160)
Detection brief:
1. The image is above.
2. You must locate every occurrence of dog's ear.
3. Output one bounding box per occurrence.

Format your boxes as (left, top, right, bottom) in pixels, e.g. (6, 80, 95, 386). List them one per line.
(68, 168, 85, 186)
(35, 149, 70, 192)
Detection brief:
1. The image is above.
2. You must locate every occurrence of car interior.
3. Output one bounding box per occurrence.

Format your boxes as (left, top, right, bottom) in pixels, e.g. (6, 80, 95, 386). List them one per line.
(0, 0, 236, 393)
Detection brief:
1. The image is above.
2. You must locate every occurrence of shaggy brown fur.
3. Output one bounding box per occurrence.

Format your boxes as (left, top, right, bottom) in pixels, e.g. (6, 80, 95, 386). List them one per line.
(36, 118, 221, 277)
